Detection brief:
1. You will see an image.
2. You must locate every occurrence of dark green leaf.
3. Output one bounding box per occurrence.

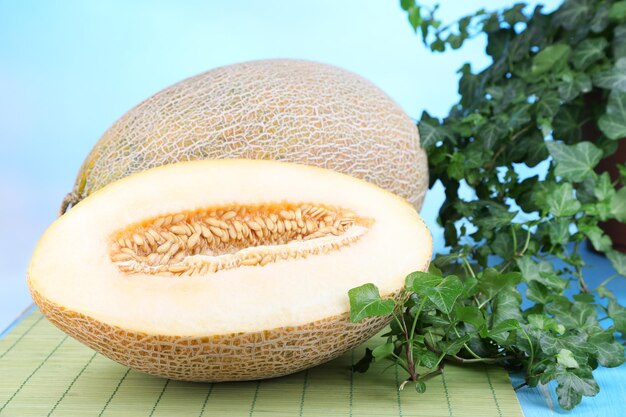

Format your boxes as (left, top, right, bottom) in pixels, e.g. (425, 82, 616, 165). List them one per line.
(553, 103, 583, 143)
(477, 268, 522, 300)
(411, 276, 463, 314)
(526, 281, 551, 304)
(548, 218, 570, 246)
(609, 1, 626, 21)
(419, 119, 452, 148)
(406, 271, 442, 290)
(455, 305, 486, 330)
(492, 288, 523, 326)
(348, 283, 395, 323)
(546, 141, 603, 182)
(558, 72, 591, 101)
(594, 172, 615, 201)
(531, 44, 571, 76)
(490, 319, 521, 335)
(614, 25, 626, 59)
(593, 58, 626, 92)
(415, 381, 427, 393)
(572, 38, 608, 70)
(416, 348, 439, 368)
(544, 182, 581, 216)
(611, 187, 626, 222)
(554, 0, 592, 30)
(598, 90, 626, 140)
(588, 331, 625, 367)
(536, 91, 561, 119)
(440, 334, 472, 355)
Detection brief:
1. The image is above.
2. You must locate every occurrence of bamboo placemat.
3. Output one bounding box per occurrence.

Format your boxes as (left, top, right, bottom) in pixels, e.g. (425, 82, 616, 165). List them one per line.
(0, 310, 523, 417)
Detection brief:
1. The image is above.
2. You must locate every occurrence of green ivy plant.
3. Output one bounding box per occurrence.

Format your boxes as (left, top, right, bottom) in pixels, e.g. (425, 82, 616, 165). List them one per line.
(348, 0, 626, 410)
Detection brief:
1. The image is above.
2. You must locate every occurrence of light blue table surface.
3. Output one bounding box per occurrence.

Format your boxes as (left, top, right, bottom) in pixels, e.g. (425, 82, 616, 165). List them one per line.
(3, 244, 624, 417)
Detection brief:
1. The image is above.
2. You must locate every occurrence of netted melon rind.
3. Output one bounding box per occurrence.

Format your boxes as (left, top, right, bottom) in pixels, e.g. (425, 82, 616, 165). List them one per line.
(68, 59, 428, 211)
(31, 285, 398, 382)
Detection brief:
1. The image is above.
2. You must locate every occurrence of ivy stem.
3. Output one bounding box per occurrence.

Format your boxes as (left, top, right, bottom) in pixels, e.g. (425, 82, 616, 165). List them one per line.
(445, 355, 506, 364)
(405, 297, 428, 381)
(462, 256, 476, 278)
(598, 274, 619, 288)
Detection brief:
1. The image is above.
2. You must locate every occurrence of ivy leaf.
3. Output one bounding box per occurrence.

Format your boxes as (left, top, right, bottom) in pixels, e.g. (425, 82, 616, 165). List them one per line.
(415, 348, 439, 369)
(579, 224, 613, 252)
(419, 120, 444, 148)
(558, 72, 592, 101)
(415, 381, 427, 393)
(526, 281, 552, 304)
(455, 305, 486, 330)
(598, 90, 626, 140)
(571, 37, 608, 70)
(490, 319, 521, 336)
(400, 0, 415, 11)
(552, 103, 582, 142)
(594, 172, 615, 201)
(614, 24, 626, 59)
(491, 288, 523, 326)
(611, 187, 626, 222)
(609, 1, 626, 21)
(348, 284, 395, 323)
(478, 122, 505, 149)
(555, 366, 599, 410)
(588, 331, 625, 367)
(406, 271, 442, 289)
(546, 141, 603, 182)
(608, 299, 626, 333)
(593, 57, 626, 92)
(553, 0, 592, 30)
(372, 342, 395, 362)
(440, 334, 472, 355)
(557, 348, 579, 368)
(503, 3, 527, 25)
(408, 6, 423, 31)
(536, 91, 561, 120)
(606, 250, 626, 276)
(477, 268, 522, 300)
(411, 275, 463, 314)
(531, 44, 571, 76)
(545, 182, 581, 216)
(548, 218, 570, 246)
(528, 314, 565, 334)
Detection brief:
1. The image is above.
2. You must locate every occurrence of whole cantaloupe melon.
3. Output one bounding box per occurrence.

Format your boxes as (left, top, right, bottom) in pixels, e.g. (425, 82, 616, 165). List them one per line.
(30, 160, 432, 381)
(60, 59, 428, 214)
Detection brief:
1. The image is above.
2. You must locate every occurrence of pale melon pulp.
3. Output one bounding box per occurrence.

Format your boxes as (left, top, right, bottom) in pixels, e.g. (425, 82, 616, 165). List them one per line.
(30, 159, 432, 381)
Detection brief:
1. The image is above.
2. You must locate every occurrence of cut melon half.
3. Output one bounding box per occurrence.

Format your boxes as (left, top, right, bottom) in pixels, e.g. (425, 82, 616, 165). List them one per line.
(28, 159, 432, 381)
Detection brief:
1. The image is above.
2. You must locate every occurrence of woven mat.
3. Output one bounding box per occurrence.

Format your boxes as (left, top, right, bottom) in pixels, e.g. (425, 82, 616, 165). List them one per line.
(0, 309, 523, 417)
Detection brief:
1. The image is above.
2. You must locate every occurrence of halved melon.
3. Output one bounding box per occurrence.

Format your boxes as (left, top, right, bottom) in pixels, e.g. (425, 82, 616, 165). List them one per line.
(28, 159, 432, 381)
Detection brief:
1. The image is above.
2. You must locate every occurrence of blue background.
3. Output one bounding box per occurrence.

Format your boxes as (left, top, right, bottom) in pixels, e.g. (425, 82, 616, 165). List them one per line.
(8, 2, 626, 415)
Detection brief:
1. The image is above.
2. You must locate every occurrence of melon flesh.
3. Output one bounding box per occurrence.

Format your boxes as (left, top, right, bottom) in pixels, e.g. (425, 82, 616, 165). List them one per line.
(29, 159, 432, 381)
(62, 59, 428, 214)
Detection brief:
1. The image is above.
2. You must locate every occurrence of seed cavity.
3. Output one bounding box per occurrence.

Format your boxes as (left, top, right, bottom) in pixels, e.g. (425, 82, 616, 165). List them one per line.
(110, 203, 371, 277)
